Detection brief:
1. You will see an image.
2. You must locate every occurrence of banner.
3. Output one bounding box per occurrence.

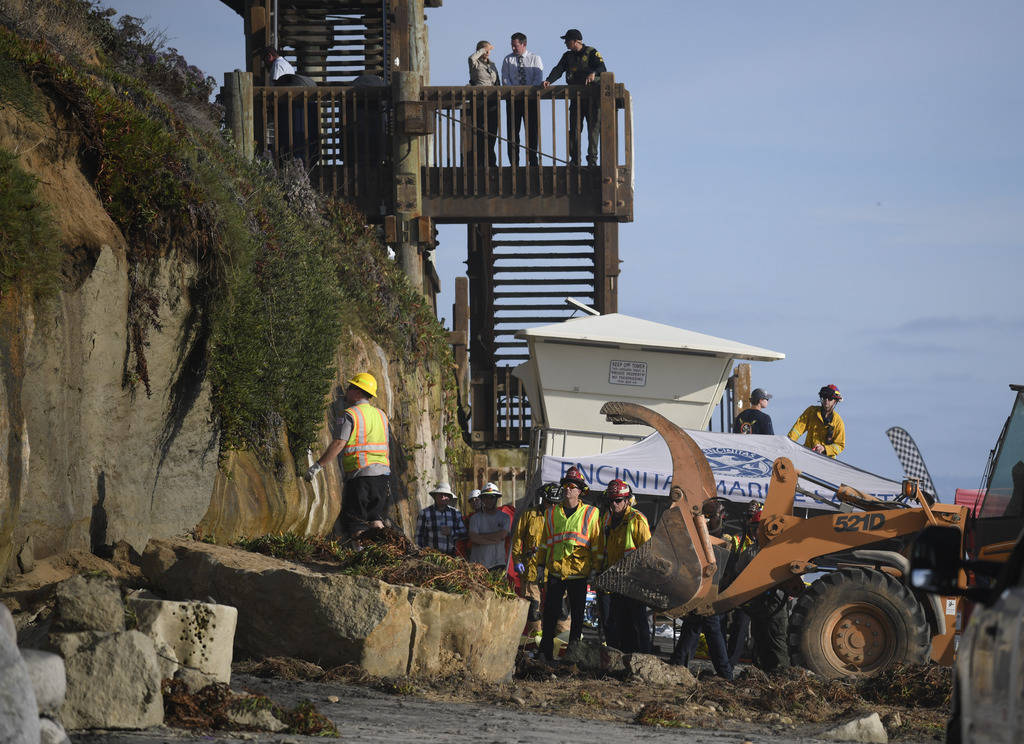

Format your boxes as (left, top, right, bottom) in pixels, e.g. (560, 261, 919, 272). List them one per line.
(540, 431, 904, 509)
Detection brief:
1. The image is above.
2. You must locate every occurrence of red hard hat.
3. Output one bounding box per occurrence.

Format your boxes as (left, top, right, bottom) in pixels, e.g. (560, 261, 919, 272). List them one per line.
(561, 467, 587, 489)
(749, 508, 762, 523)
(605, 479, 631, 500)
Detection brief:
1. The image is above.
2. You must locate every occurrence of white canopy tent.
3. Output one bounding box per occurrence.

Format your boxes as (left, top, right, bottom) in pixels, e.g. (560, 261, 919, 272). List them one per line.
(540, 431, 905, 509)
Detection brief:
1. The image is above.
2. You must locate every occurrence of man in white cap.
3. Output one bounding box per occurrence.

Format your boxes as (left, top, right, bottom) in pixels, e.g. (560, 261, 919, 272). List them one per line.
(415, 482, 468, 556)
(469, 482, 512, 571)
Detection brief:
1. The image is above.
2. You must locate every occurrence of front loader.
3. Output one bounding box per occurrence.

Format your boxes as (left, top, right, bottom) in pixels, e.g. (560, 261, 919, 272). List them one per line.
(594, 401, 967, 679)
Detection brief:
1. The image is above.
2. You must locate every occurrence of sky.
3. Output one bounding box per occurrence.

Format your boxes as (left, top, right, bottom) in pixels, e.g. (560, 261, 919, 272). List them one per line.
(110, 0, 1024, 499)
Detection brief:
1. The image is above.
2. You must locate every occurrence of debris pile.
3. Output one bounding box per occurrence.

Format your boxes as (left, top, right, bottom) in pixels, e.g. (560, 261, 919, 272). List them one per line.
(162, 679, 338, 736)
(236, 528, 514, 598)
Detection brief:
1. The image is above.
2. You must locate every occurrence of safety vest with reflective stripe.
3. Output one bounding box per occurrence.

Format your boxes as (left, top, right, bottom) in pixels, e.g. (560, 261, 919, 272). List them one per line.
(542, 503, 599, 577)
(341, 402, 390, 473)
(601, 507, 651, 568)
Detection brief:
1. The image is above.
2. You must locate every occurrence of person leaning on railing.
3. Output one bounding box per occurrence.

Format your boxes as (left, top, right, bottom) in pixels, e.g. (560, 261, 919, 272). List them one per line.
(542, 28, 606, 167)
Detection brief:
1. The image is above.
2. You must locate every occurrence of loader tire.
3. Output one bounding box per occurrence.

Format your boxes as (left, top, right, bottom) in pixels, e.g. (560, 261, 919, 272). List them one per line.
(788, 567, 930, 679)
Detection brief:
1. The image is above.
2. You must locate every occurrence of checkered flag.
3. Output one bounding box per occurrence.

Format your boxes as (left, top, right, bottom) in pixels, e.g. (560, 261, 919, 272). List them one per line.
(886, 426, 938, 499)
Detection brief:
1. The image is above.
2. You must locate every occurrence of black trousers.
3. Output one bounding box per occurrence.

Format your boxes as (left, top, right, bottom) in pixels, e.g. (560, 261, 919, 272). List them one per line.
(671, 613, 734, 679)
(606, 594, 652, 654)
(506, 98, 539, 165)
(746, 593, 790, 673)
(568, 95, 599, 166)
(472, 98, 499, 166)
(539, 575, 587, 660)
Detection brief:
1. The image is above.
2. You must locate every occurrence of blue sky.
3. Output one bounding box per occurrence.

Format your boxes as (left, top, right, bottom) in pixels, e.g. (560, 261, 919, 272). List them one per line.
(111, 1, 1024, 499)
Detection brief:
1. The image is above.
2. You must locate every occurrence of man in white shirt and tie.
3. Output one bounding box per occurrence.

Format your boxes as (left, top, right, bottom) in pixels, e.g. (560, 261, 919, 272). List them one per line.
(501, 33, 543, 166)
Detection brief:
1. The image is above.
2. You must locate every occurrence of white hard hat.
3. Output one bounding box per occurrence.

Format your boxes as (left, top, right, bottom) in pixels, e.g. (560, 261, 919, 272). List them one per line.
(430, 482, 454, 498)
(480, 482, 501, 497)
(468, 488, 481, 500)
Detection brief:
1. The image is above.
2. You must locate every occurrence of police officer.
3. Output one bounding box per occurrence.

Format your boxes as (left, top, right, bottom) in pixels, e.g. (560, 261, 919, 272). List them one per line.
(542, 29, 606, 166)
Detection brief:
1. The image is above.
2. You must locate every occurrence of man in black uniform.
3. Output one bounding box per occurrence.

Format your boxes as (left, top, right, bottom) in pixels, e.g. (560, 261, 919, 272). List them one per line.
(542, 29, 606, 166)
(735, 388, 774, 434)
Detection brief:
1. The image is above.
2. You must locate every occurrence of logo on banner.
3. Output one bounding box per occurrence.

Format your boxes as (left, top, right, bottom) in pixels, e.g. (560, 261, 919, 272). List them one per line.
(702, 448, 774, 479)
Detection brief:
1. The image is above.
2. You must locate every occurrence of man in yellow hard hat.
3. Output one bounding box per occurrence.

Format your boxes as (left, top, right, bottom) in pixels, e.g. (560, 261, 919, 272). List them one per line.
(306, 372, 390, 536)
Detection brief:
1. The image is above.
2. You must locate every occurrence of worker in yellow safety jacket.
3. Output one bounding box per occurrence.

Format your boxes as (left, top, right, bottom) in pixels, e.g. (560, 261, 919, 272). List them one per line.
(597, 479, 652, 653)
(536, 467, 601, 662)
(788, 383, 846, 458)
(306, 372, 390, 537)
(512, 484, 553, 639)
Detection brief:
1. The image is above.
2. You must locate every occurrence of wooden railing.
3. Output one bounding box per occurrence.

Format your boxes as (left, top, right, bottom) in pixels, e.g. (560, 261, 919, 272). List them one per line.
(253, 76, 633, 221)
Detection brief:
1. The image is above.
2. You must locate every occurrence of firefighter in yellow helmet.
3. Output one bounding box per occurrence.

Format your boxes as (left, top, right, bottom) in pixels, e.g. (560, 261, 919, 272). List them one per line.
(597, 479, 653, 653)
(536, 467, 602, 662)
(306, 372, 390, 536)
(512, 483, 554, 640)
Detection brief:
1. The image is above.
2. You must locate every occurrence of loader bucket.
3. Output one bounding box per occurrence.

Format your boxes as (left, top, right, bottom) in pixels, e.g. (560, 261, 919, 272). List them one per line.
(592, 402, 721, 611)
(594, 503, 707, 610)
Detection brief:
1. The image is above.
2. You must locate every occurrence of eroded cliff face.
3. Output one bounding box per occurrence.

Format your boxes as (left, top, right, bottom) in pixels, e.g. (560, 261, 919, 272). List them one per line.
(0, 81, 450, 578)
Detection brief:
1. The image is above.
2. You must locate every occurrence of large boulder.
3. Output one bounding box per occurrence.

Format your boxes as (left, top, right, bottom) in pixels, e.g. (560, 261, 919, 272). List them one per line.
(0, 603, 41, 744)
(142, 538, 527, 681)
(127, 596, 237, 683)
(53, 630, 163, 730)
(20, 649, 66, 716)
(52, 573, 125, 633)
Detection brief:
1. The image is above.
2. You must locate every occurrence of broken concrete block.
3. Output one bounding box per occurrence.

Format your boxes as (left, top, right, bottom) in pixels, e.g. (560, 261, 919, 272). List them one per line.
(143, 538, 527, 682)
(821, 711, 888, 743)
(626, 652, 697, 687)
(20, 648, 66, 715)
(127, 596, 237, 684)
(39, 717, 71, 744)
(17, 536, 34, 574)
(53, 630, 162, 730)
(0, 604, 41, 744)
(53, 574, 125, 633)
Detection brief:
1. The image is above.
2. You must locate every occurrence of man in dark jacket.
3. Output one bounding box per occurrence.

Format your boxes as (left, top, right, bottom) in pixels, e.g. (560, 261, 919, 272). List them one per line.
(542, 29, 606, 166)
(735, 388, 774, 434)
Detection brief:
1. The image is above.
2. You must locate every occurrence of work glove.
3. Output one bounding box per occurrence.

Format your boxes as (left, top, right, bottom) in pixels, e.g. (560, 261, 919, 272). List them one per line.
(305, 463, 323, 481)
(515, 562, 526, 575)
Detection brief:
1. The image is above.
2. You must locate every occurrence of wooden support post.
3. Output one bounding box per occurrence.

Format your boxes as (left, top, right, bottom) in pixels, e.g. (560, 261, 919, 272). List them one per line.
(452, 276, 470, 401)
(599, 73, 618, 216)
(593, 221, 619, 314)
(222, 71, 254, 161)
(244, 2, 270, 79)
(733, 363, 752, 420)
(392, 71, 424, 292)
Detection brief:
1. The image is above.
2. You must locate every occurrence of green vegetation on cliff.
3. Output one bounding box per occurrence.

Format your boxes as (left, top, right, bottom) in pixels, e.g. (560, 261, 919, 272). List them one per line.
(0, 1, 466, 474)
(0, 149, 60, 302)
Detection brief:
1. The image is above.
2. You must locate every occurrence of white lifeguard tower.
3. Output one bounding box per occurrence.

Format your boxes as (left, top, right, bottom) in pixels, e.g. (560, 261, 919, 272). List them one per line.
(513, 312, 785, 459)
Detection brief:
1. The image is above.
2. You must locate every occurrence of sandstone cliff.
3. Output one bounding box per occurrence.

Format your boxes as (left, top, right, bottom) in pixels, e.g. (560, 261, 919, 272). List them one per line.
(0, 2, 463, 579)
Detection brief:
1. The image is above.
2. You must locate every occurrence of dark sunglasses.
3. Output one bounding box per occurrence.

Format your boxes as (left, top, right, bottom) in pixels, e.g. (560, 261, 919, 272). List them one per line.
(609, 497, 628, 504)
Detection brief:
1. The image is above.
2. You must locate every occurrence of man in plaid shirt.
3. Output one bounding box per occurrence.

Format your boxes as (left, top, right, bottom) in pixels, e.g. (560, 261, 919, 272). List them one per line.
(415, 483, 468, 556)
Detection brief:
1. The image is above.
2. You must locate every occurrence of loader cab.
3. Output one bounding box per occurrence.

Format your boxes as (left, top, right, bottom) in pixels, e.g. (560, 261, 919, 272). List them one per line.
(969, 384, 1024, 559)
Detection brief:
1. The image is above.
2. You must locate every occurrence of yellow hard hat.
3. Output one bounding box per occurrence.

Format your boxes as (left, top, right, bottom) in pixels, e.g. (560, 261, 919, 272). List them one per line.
(347, 372, 378, 397)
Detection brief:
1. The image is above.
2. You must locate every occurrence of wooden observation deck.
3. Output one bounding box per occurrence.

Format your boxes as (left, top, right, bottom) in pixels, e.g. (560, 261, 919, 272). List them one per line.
(221, 0, 634, 448)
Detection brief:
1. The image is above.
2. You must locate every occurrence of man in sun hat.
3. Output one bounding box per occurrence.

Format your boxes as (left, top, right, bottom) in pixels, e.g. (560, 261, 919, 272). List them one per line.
(415, 482, 468, 556)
